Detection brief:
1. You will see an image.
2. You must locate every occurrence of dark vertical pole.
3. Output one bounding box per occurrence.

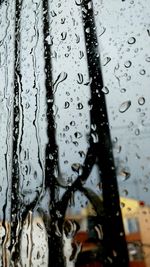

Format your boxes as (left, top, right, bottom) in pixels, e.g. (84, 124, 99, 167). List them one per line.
(81, 1, 129, 266)
(10, 0, 22, 263)
(42, 1, 65, 266)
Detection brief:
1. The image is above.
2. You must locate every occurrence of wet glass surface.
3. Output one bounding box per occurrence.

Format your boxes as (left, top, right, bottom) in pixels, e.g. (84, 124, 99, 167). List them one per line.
(0, 0, 150, 266)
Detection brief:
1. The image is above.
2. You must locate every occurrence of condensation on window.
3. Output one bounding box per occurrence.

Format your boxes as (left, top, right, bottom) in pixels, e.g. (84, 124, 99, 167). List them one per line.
(0, 0, 150, 267)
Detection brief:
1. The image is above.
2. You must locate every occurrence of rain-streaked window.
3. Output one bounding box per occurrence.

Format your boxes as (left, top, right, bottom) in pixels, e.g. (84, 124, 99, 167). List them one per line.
(0, 1, 150, 267)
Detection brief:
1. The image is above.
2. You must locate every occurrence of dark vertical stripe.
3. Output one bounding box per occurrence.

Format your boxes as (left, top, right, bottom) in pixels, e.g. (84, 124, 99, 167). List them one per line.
(42, 0, 58, 208)
(10, 0, 22, 260)
(42, 2, 65, 267)
(81, 1, 129, 266)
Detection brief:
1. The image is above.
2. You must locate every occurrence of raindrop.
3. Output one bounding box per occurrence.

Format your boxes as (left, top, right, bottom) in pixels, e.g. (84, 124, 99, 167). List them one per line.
(143, 187, 148, 192)
(37, 251, 41, 259)
(135, 128, 140, 136)
(25, 102, 30, 109)
(75, 0, 83, 5)
(45, 35, 53, 45)
(78, 151, 85, 158)
(91, 133, 99, 143)
(61, 32, 67, 41)
(74, 132, 82, 139)
(138, 97, 145, 105)
(113, 137, 118, 143)
(0, 186, 2, 192)
(124, 60, 132, 68)
(61, 18, 66, 24)
(53, 72, 68, 92)
(145, 56, 150, 62)
(128, 121, 134, 128)
(51, 10, 57, 17)
(64, 125, 69, 131)
(85, 27, 90, 34)
(139, 69, 146, 75)
(64, 101, 70, 109)
(64, 220, 79, 238)
(102, 56, 111, 66)
(70, 242, 82, 262)
(55, 221, 62, 237)
(147, 29, 150, 36)
(120, 202, 125, 208)
(79, 51, 84, 59)
(95, 224, 103, 240)
(75, 34, 80, 43)
(118, 170, 130, 181)
(71, 163, 82, 174)
(99, 27, 106, 36)
(119, 100, 131, 113)
(120, 88, 126, 93)
(77, 73, 83, 84)
(102, 86, 109, 94)
(73, 141, 79, 146)
(127, 37, 136, 44)
(84, 77, 92, 86)
(70, 121, 75, 126)
(77, 103, 83, 110)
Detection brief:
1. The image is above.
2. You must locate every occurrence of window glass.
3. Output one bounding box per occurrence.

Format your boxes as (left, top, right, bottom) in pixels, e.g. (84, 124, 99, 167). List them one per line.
(0, 1, 150, 267)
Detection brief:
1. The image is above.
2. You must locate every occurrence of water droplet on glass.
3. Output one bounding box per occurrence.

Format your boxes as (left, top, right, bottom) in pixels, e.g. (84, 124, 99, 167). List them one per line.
(73, 141, 79, 146)
(127, 37, 136, 44)
(51, 10, 57, 17)
(145, 56, 150, 62)
(77, 103, 83, 110)
(91, 133, 99, 143)
(85, 27, 90, 33)
(61, 32, 67, 40)
(64, 125, 69, 131)
(75, 34, 80, 43)
(53, 72, 68, 92)
(124, 60, 132, 68)
(70, 121, 75, 126)
(102, 86, 109, 94)
(99, 26, 106, 36)
(118, 170, 130, 181)
(139, 69, 146, 75)
(120, 88, 126, 93)
(71, 163, 83, 175)
(25, 102, 30, 109)
(119, 100, 131, 113)
(143, 187, 148, 192)
(45, 35, 53, 45)
(138, 97, 145, 105)
(64, 101, 70, 109)
(77, 73, 83, 84)
(75, 0, 83, 5)
(74, 132, 82, 139)
(120, 202, 125, 208)
(78, 151, 85, 158)
(147, 29, 150, 36)
(79, 51, 84, 59)
(135, 128, 140, 136)
(95, 224, 103, 240)
(102, 56, 111, 66)
(61, 18, 66, 24)
(55, 221, 62, 237)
